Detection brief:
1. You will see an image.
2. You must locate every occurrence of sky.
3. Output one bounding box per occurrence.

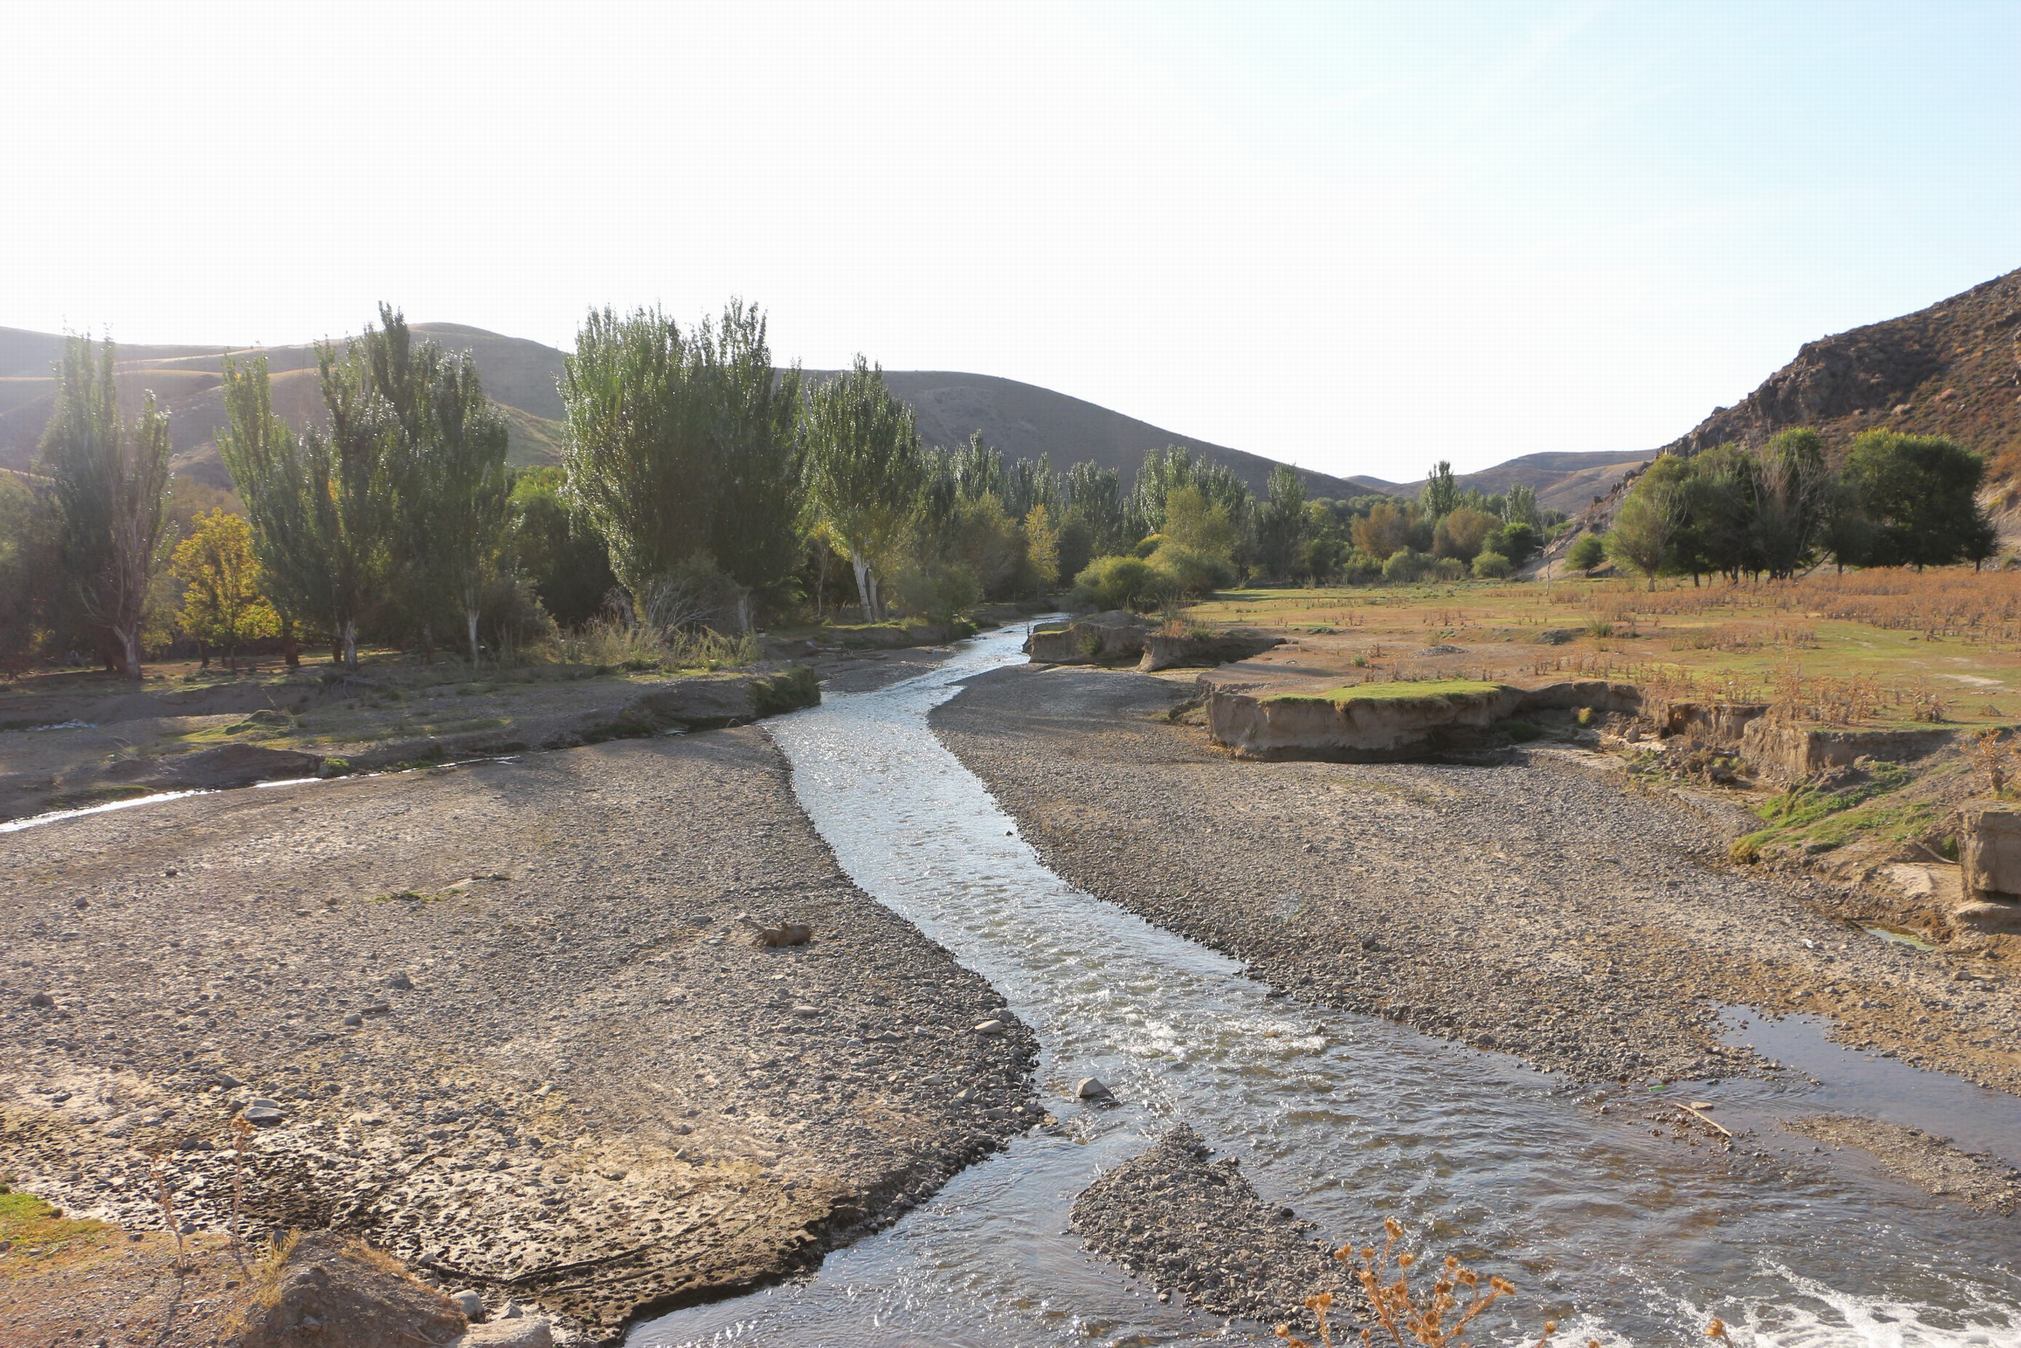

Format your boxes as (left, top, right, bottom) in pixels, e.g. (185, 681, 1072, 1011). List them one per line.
(6, 1, 2018, 482)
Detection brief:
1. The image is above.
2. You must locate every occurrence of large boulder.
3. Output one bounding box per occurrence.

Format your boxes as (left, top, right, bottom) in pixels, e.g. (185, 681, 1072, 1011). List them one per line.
(1024, 612, 1147, 666)
(1739, 722, 1955, 785)
(1961, 803, 2021, 900)
(231, 1232, 466, 1348)
(614, 668, 819, 733)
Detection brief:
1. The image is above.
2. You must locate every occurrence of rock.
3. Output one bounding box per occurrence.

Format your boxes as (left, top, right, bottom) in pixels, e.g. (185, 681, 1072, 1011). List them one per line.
(973, 1018, 1006, 1036)
(457, 1317, 554, 1348)
(27, 991, 53, 1009)
(1025, 612, 1148, 666)
(231, 1230, 466, 1347)
(388, 970, 415, 991)
(1137, 629, 1282, 673)
(242, 1102, 286, 1126)
(1075, 1076, 1114, 1101)
(1961, 802, 2021, 902)
(747, 919, 812, 948)
(449, 1288, 485, 1319)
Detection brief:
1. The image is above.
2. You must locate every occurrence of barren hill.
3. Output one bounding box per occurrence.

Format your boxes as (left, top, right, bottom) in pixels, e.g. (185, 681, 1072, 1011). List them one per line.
(0, 324, 1369, 498)
(1363, 449, 1653, 517)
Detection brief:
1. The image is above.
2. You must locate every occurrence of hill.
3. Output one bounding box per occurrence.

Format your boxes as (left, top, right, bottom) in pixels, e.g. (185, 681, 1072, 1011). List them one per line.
(1359, 449, 1652, 517)
(1668, 268, 2021, 477)
(0, 325, 1365, 499)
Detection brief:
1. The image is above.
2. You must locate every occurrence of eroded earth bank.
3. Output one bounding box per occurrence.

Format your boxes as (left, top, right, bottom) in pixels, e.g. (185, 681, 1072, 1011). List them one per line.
(0, 726, 1036, 1342)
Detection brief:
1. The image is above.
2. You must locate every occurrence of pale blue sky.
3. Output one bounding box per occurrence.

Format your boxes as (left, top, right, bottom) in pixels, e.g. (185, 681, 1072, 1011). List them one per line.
(6, 0, 2017, 480)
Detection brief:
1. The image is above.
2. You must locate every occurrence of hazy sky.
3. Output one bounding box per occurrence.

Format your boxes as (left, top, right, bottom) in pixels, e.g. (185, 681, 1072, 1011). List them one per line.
(7, 1, 2018, 481)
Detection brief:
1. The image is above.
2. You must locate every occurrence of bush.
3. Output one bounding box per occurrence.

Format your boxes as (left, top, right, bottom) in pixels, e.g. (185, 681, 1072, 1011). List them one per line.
(1342, 549, 1383, 584)
(1490, 521, 1538, 567)
(1567, 532, 1606, 574)
(1147, 543, 1233, 597)
(890, 560, 982, 625)
(1431, 556, 1466, 582)
(1073, 554, 1159, 611)
(1471, 550, 1512, 579)
(1381, 549, 1430, 583)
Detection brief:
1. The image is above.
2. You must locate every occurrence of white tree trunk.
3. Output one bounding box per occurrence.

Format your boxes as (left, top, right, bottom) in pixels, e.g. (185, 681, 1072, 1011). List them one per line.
(466, 607, 482, 666)
(850, 549, 875, 623)
(341, 618, 359, 670)
(118, 624, 141, 681)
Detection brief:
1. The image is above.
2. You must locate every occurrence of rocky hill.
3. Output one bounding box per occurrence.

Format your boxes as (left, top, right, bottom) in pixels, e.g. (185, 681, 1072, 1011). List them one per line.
(1669, 268, 2021, 477)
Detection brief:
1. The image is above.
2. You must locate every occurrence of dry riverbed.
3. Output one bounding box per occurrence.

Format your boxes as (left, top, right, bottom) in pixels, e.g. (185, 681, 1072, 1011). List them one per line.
(933, 664, 2021, 1102)
(0, 725, 1037, 1343)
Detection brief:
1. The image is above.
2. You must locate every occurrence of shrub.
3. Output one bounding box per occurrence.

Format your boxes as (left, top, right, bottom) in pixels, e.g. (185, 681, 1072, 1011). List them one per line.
(1431, 556, 1466, 582)
(891, 560, 983, 625)
(1567, 532, 1606, 574)
(1471, 550, 1512, 579)
(1381, 549, 1430, 583)
(1148, 543, 1234, 597)
(1342, 549, 1383, 584)
(1073, 554, 1159, 611)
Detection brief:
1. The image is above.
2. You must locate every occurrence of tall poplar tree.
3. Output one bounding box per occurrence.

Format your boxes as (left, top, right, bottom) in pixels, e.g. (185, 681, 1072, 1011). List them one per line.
(801, 357, 924, 621)
(42, 336, 171, 677)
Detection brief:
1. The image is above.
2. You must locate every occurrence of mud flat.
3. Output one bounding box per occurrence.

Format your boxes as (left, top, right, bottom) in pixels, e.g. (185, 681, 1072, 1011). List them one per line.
(933, 665, 2021, 1096)
(0, 726, 1036, 1342)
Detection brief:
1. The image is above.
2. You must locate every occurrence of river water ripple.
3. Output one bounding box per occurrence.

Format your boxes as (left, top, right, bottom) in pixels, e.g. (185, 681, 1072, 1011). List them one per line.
(633, 624, 2021, 1347)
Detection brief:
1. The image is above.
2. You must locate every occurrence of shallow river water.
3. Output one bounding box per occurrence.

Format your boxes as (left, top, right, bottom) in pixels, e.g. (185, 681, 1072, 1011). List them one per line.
(632, 624, 2021, 1347)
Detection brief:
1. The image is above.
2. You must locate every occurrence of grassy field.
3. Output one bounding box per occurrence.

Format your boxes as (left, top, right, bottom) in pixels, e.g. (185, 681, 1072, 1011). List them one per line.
(1184, 567, 2021, 728)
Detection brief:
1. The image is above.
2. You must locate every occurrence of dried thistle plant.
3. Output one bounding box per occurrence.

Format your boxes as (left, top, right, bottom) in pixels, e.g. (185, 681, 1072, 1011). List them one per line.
(227, 1113, 256, 1260)
(147, 1149, 187, 1273)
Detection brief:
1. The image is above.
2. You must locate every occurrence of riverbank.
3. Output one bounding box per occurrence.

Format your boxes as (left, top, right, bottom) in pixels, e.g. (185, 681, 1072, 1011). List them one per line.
(932, 663, 2021, 1097)
(0, 723, 1037, 1342)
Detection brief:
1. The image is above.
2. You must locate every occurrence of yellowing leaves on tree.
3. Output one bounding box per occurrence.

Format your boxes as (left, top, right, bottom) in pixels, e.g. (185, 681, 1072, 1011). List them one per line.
(171, 509, 279, 668)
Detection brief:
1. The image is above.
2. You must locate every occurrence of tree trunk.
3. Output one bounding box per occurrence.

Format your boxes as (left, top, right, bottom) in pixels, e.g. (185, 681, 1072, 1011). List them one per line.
(466, 607, 481, 666)
(281, 615, 301, 668)
(849, 549, 875, 623)
(341, 619, 359, 670)
(118, 624, 142, 680)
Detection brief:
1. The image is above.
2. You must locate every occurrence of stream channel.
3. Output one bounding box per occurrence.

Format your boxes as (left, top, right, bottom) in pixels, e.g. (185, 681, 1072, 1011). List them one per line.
(633, 623, 2021, 1347)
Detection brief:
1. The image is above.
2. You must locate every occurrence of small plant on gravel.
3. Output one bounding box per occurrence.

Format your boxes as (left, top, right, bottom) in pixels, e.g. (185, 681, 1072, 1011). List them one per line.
(147, 1148, 187, 1272)
(1974, 728, 2019, 797)
(227, 1113, 255, 1260)
(1277, 1218, 1581, 1348)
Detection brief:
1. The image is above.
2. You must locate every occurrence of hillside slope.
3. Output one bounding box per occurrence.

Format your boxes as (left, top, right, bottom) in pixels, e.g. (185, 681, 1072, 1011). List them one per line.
(1365, 449, 1652, 517)
(0, 324, 1365, 498)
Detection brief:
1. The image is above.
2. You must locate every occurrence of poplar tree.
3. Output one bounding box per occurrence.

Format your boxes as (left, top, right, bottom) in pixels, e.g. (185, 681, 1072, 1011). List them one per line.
(42, 336, 171, 678)
(801, 356, 924, 621)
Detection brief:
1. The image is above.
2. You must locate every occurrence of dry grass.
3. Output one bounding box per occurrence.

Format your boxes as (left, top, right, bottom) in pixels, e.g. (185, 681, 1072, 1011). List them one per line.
(1185, 568, 2021, 729)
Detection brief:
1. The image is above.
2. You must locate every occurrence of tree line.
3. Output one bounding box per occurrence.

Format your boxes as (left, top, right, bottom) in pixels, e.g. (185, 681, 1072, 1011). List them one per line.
(1577, 428, 1996, 587)
(2, 302, 2004, 678)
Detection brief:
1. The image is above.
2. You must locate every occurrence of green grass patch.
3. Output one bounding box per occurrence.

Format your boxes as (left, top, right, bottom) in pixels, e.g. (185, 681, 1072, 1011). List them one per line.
(1731, 761, 1937, 860)
(1263, 678, 1505, 708)
(0, 1185, 114, 1262)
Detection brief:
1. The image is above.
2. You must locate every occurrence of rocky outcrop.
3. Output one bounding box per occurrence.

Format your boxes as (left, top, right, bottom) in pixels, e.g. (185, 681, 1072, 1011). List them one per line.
(1207, 679, 1637, 760)
(1958, 803, 2021, 935)
(232, 1231, 467, 1348)
(1136, 629, 1282, 672)
(1024, 612, 1147, 666)
(615, 667, 819, 733)
(1738, 721, 1956, 786)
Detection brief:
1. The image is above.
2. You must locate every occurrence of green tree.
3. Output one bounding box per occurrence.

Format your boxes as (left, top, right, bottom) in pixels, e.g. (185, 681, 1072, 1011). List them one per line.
(1843, 430, 1992, 569)
(1420, 459, 1460, 519)
(41, 336, 172, 677)
(801, 357, 925, 620)
(1160, 484, 1238, 563)
(0, 473, 56, 670)
(1606, 453, 1692, 589)
(170, 509, 278, 669)
(1024, 502, 1061, 592)
(1064, 460, 1129, 557)
(949, 432, 1004, 501)
(508, 467, 616, 626)
(1567, 532, 1606, 575)
(561, 302, 803, 622)
(1501, 482, 1539, 529)
(1255, 464, 1308, 580)
(1351, 499, 1418, 559)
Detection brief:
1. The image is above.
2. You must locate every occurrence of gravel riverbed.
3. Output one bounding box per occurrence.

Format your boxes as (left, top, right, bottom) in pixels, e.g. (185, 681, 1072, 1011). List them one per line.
(0, 726, 1037, 1341)
(933, 664, 2021, 1096)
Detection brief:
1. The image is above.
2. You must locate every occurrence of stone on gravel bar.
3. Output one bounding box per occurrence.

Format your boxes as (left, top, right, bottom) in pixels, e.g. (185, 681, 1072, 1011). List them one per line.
(973, 1018, 1006, 1035)
(1075, 1076, 1113, 1101)
(450, 1287, 485, 1318)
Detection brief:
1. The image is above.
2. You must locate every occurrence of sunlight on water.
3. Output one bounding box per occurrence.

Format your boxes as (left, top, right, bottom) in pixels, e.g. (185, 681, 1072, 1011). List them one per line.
(607, 625, 2021, 1346)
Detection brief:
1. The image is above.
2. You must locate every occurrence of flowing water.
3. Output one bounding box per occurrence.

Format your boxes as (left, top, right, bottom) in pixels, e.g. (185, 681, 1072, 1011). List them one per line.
(632, 625, 2021, 1347)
